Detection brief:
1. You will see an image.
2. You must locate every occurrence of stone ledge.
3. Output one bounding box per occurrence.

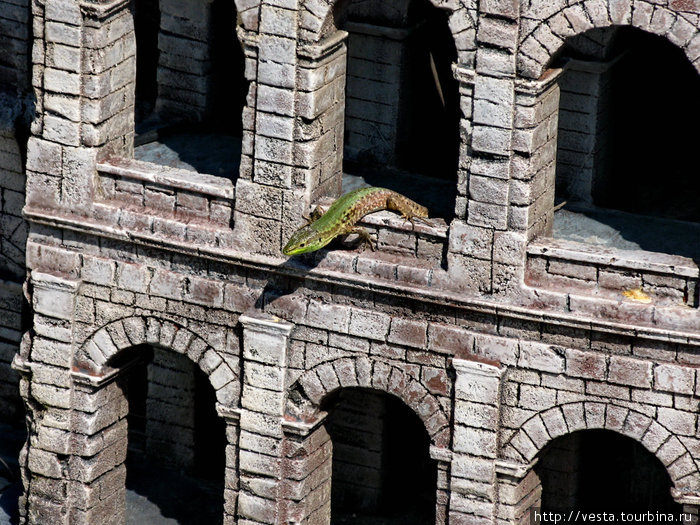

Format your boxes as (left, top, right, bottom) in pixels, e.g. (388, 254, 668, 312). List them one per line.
(528, 237, 699, 279)
(315, 200, 448, 237)
(97, 156, 235, 200)
(22, 208, 700, 347)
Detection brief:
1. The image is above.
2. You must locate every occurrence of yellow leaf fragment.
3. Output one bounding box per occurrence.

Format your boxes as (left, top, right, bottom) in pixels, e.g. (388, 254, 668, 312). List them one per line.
(622, 288, 651, 303)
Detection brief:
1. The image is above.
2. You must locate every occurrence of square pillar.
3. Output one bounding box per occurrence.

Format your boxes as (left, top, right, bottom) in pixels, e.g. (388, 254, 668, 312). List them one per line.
(234, 7, 348, 257)
(555, 58, 618, 206)
(449, 355, 504, 524)
(238, 312, 294, 524)
(295, 30, 348, 204)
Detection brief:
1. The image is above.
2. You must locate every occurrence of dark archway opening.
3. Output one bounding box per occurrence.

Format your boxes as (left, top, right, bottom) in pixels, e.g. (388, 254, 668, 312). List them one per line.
(133, 0, 160, 126)
(338, 0, 459, 219)
(604, 29, 700, 223)
(552, 27, 700, 259)
(121, 346, 226, 525)
(133, 0, 246, 181)
(536, 430, 681, 513)
(322, 387, 437, 524)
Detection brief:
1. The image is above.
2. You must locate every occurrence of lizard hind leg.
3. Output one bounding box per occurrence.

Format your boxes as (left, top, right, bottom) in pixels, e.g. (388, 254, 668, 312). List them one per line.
(386, 194, 429, 230)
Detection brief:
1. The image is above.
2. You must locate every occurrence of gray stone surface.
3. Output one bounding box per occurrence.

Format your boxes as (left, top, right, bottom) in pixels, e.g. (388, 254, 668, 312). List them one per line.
(554, 206, 700, 260)
(134, 132, 242, 180)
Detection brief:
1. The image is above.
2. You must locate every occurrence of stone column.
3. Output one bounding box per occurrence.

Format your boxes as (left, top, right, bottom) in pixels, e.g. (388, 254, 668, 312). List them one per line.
(238, 312, 294, 524)
(296, 31, 348, 204)
(449, 355, 504, 524)
(453, 65, 475, 222)
(15, 272, 79, 522)
(446, 0, 526, 296)
(233, 2, 310, 256)
(66, 368, 129, 525)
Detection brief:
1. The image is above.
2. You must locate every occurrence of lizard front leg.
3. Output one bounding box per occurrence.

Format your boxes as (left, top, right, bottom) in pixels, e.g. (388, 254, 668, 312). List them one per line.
(348, 226, 375, 252)
(302, 206, 325, 226)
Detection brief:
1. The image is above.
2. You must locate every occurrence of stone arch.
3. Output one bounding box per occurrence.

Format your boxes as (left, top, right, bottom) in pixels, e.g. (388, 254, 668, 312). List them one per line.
(76, 316, 239, 407)
(290, 356, 451, 448)
(518, 0, 700, 79)
(300, 0, 477, 65)
(502, 402, 700, 492)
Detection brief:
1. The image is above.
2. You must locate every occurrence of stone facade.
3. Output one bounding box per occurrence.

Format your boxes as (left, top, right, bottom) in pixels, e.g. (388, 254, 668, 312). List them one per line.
(0, 0, 699, 523)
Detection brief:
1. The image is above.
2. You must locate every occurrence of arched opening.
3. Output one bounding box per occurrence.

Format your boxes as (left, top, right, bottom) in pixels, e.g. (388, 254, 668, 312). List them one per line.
(133, 0, 246, 181)
(337, 0, 459, 219)
(552, 27, 700, 259)
(118, 346, 226, 524)
(321, 387, 437, 523)
(536, 430, 681, 513)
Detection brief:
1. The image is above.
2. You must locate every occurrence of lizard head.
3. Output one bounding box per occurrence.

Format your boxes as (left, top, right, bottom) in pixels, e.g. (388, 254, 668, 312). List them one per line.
(283, 225, 328, 256)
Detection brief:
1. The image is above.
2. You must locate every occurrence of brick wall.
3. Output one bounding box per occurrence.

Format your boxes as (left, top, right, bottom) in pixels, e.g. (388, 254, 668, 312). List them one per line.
(0, 0, 31, 90)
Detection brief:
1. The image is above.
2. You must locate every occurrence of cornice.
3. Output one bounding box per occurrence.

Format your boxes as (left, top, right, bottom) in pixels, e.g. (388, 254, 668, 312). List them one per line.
(23, 206, 700, 348)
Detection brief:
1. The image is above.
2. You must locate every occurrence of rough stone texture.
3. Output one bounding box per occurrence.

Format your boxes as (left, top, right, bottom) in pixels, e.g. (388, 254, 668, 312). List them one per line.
(0, 0, 699, 524)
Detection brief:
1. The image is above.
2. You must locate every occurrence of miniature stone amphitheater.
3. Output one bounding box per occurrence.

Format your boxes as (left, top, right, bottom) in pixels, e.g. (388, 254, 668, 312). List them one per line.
(0, 0, 699, 523)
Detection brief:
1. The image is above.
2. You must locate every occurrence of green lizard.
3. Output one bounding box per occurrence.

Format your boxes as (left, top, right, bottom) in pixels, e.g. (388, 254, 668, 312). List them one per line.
(283, 187, 429, 256)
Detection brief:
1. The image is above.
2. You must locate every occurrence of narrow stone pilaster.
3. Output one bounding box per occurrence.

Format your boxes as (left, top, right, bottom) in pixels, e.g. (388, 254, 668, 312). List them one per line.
(512, 69, 563, 242)
(238, 312, 294, 524)
(430, 445, 452, 525)
(12, 272, 77, 524)
(217, 405, 241, 525)
(495, 459, 541, 525)
(445, 0, 526, 297)
(295, 30, 348, 204)
(80, 0, 135, 158)
(446, 64, 496, 295)
(450, 355, 504, 524)
(453, 65, 475, 221)
(281, 414, 332, 524)
(66, 368, 130, 525)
